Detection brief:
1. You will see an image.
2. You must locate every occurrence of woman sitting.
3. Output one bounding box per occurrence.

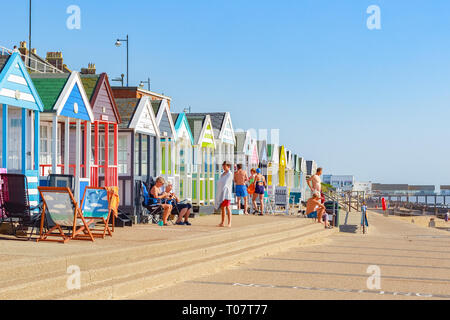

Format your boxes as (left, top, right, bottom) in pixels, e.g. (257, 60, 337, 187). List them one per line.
(165, 183, 193, 226)
(150, 177, 172, 226)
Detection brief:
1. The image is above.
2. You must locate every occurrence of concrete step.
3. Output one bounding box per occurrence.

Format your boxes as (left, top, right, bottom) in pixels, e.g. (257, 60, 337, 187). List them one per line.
(0, 219, 328, 299)
(53, 225, 332, 300)
(0, 218, 308, 285)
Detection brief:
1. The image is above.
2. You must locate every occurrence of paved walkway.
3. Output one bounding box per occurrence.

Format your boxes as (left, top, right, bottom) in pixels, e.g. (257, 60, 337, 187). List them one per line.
(135, 210, 450, 300)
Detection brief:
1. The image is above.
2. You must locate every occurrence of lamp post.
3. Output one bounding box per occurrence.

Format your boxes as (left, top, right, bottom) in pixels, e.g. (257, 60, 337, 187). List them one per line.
(28, 0, 32, 66)
(139, 78, 150, 91)
(115, 35, 129, 86)
(111, 74, 125, 87)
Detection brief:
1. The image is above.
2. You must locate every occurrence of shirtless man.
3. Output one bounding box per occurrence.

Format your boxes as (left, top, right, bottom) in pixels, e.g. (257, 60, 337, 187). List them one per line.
(306, 192, 329, 228)
(307, 167, 323, 195)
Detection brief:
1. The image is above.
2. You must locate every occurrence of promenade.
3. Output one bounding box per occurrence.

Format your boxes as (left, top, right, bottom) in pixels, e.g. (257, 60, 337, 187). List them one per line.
(134, 210, 450, 300)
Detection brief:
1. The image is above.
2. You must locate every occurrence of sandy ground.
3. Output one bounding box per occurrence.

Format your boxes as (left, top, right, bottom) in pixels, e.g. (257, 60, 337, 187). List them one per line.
(390, 215, 450, 231)
(133, 210, 450, 300)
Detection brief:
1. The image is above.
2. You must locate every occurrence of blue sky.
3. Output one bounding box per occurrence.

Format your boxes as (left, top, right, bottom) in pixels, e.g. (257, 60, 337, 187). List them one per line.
(2, 0, 450, 186)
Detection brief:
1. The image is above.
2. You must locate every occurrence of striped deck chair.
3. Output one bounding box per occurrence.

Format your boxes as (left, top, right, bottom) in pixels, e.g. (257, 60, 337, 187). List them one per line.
(37, 187, 95, 244)
(81, 187, 113, 238)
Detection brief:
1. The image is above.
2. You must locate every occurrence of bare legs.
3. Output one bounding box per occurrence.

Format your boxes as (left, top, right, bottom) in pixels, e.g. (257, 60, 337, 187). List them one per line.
(252, 194, 258, 213)
(218, 205, 232, 228)
(236, 196, 249, 214)
(162, 204, 172, 225)
(259, 194, 264, 215)
(175, 208, 190, 223)
(317, 207, 326, 224)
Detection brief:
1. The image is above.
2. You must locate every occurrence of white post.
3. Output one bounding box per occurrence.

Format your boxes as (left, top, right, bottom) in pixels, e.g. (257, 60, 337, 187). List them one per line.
(170, 139, 175, 178)
(156, 136, 162, 176)
(164, 137, 169, 179)
(86, 122, 91, 183)
(75, 119, 81, 200)
(52, 115, 58, 174)
(64, 117, 70, 174)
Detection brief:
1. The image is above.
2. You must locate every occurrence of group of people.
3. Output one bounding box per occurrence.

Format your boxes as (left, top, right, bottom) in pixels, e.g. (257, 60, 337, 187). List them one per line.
(149, 177, 193, 226)
(305, 167, 333, 229)
(215, 161, 267, 228)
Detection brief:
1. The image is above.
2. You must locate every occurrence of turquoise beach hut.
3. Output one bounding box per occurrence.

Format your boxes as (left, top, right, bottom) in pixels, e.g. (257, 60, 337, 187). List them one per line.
(0, 52, 43, 208)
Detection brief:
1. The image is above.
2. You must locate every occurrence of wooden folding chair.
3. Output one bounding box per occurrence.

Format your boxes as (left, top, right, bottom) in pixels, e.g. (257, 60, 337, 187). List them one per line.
(81, 187, 113, 239)
(37, 187, 95, 244)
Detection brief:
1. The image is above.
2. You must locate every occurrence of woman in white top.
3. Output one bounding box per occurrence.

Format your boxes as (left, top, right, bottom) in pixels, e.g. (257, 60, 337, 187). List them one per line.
(215, 161, 233, 228)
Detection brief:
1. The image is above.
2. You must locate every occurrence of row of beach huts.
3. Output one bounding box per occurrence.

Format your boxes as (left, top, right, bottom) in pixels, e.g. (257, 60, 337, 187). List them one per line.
(0, 43, 319, 218)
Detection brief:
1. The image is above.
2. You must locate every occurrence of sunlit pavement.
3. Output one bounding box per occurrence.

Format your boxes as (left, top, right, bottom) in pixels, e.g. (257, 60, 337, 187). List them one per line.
(134, 211, 450, 300)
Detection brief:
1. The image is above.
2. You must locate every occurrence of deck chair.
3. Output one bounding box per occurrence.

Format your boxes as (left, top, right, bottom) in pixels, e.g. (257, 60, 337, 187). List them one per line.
(81, 187, 113, 238)
(140, 181, 164, 224)
(37, 187, 95, 244)
(264, 192, 275, 215)
(0, 174, 41, 240)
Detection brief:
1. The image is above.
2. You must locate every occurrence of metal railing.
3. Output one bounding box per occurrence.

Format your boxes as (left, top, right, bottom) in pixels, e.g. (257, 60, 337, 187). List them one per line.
(0, 45, 63, 74)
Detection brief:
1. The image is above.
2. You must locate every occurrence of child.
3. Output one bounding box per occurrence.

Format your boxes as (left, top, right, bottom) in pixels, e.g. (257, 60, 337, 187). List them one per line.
(215, 161, 233, 228)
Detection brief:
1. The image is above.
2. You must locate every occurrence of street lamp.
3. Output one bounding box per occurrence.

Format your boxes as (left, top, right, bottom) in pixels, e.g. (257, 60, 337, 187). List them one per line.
(111, 74, 125, 87)
(115, 35, 129, 86)
(139, 78, 151, 91)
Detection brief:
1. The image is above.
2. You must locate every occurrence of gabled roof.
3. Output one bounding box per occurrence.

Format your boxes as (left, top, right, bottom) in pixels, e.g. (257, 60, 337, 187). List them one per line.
(115, 98, 140, 129)
(31, 71, 94, 121)
(0, 53, 44, 111)
(81, 73, 121, 124)
(257, 140, 267, 163)
(151, 99, 176, 138)
(172, 112, 194, 145)
(185, 113, 215, 147)
(31, 73, 69, 111)
(234, 131, 249, 153)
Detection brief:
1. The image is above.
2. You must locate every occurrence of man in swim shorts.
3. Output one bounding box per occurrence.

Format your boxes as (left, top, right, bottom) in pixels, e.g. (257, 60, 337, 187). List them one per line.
(306, 192, 330, 228)
(234, 164, 249, 215)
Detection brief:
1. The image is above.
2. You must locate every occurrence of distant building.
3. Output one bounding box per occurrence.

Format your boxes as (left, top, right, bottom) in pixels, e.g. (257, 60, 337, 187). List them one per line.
(441, 185, 450, 195)
(371, 183, 435, 196)
(353, 181, 372, 194)
(322, 175, 354, 192)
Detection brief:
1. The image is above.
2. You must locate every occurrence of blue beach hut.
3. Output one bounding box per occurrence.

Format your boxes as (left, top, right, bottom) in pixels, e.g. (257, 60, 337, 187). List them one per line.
(31, 72, 94, 201)
(0, 52, 43, 208)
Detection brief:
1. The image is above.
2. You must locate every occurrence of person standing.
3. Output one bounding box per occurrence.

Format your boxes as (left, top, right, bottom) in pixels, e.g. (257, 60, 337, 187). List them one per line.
(248, 168, 257, 213)
(307, 167, 323, 196)
(234, 164, 249, 215)
(215, 161, 233, 228)
(252, 168, 267, 215)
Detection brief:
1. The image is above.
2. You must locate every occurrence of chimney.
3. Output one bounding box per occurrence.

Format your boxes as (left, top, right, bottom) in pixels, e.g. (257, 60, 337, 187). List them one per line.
(46, 52, 64, 71)
(18, 41, 28, 56)
(80, 63, 96, 75)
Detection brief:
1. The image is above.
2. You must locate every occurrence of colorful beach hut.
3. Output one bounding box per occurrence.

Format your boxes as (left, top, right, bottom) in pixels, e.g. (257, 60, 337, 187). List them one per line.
(189, 112, 236, 184)
(285, 149, 295, 191)
(249, 136, 259, 171)
(297, 156, 307, 201)
(266, 143, 279, 193)
(81, 73, 121, 188)
(278, 145, 287, 187)
(151, 99, 177, 190)
(172, 112, 194, 201)
(0, 52, 43, 207)
(115, 96, 160, 215)
(31, 72, 94, 201)
(234, 131, 252, 173)
(257, 140, 268, 180)
(186, 113, 216, 207)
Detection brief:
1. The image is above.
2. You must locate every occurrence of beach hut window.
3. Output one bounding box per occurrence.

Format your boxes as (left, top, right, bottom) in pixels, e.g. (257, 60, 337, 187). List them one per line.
(118, 135, 129, 175)
(8, 108, 22, 172)
(134, 134, 140, 176)
(141, 137, 148, 177)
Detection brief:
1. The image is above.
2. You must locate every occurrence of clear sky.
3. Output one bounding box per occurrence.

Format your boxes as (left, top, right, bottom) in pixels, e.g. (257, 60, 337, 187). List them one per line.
(2, 0, 450, 186)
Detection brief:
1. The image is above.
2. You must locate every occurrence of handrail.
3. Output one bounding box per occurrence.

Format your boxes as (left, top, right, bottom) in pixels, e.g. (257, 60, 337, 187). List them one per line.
(0, 45, 64, 74)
